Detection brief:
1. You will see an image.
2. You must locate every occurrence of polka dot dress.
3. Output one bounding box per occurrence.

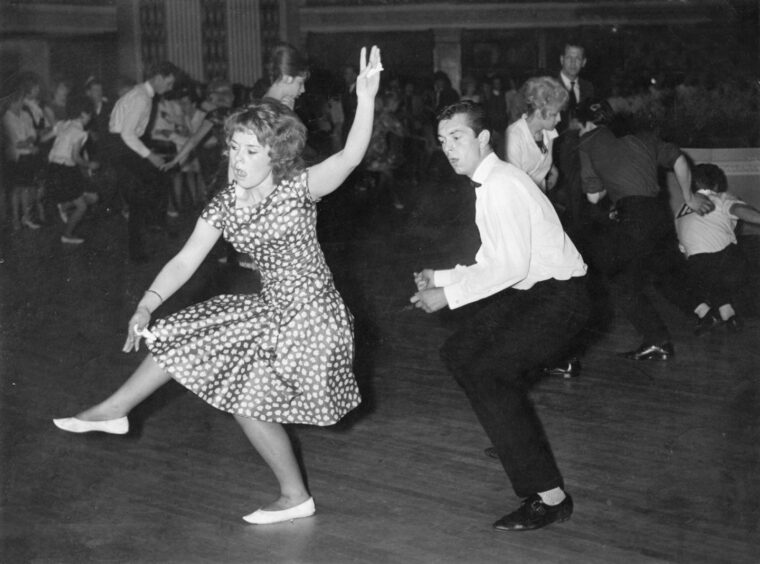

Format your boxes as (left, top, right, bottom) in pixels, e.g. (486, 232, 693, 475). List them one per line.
(147, 171, 360, 425)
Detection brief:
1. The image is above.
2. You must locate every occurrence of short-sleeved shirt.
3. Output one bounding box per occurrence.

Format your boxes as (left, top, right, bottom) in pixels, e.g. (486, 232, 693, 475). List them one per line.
(48, 120, 88, 166)
(675, 190, 742, 257)
(579, 126, 681, 203)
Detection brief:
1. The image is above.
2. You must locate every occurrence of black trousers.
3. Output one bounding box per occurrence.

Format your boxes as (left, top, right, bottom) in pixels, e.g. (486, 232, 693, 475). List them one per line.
(587, 196, 687, 344)
(105, 136, 168, 257)
(440, 276, 590, 498)
(687, 244, 747, 311)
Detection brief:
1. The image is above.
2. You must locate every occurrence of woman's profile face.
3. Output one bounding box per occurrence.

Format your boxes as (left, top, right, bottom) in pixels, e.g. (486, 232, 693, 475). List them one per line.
(280, 75, 306, 101)
(534, 105, 562, 131)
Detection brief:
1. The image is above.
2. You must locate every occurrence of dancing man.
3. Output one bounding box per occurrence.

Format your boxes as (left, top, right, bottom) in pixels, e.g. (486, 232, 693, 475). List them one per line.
(411, 101, 590, 531)
(106, 61, 180, 262)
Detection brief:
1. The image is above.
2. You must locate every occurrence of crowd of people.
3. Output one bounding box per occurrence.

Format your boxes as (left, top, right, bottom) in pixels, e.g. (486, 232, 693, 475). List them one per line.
(2, 36, 758, 533)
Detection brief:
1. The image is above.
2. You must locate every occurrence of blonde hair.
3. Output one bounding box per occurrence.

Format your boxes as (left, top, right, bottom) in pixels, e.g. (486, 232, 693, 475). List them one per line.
(521, 76, 569, 118)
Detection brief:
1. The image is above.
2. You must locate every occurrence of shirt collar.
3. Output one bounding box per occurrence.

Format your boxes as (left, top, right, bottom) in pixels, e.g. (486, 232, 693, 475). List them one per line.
(144, 81, 155, 98)
(471, 152, 498, 187)
(560, 72, 576, 88)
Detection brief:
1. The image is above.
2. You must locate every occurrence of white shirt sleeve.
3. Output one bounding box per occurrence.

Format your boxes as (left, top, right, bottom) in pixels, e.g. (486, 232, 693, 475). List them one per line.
(437, 180, 532, 309)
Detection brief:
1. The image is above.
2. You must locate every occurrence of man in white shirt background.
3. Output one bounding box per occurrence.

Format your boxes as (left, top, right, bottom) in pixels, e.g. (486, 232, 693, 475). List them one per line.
(106, 61, 180, 262)
(411, 101, 590, 532)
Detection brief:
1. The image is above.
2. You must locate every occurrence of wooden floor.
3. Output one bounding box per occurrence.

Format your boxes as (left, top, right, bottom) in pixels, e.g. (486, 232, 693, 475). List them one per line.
(1, 174, 759, 563)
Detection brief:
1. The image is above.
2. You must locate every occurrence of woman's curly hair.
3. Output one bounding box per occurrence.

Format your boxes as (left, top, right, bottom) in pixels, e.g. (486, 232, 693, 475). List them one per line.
(224, 99, 307, 186)
(521, 76, 569, 118)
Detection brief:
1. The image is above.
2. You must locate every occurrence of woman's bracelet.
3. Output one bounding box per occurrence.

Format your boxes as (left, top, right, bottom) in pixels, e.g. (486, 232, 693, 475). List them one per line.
(145, 289, 163, 304)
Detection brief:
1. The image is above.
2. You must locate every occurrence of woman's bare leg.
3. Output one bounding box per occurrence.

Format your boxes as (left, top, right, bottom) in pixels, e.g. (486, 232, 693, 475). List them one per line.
(234, 416, 311, 510)
(76, 355, 172, 421)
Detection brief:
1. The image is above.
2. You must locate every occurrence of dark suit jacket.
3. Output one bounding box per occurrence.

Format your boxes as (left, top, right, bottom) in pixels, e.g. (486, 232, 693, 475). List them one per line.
(558, 75, 595, 132)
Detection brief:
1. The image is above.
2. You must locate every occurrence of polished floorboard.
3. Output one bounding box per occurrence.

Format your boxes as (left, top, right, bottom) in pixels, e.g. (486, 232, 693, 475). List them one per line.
(1, 176, 759, 563)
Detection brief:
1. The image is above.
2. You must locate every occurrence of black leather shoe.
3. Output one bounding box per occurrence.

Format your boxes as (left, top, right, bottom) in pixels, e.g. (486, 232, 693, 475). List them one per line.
(694, 313, 720, 336)
(493, 493, 573, 532)
(484, 446, 498, 459)
(724, 316, 743, 333)
(543, 357, 581, 378)
(619, 342, 674, 361)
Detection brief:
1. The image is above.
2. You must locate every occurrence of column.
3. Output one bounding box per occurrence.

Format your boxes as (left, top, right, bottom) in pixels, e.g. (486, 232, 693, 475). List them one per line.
(115, 0, 141, 81)
(226, 0, 262, 86)
(165, 0, 203, 80)
(433, 28, 462, 96)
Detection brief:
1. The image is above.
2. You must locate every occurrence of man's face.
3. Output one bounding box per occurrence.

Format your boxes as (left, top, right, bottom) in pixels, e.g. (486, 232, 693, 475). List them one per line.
(86, 84, 103, 104)
(560, 46, 586, 80)
(437, 113, 486, 178)
(155, 74, 175, 95)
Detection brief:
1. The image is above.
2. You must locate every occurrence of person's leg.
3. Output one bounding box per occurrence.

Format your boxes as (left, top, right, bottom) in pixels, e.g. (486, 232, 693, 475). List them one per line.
(74, 355, 172, 421)
(234, 416, 311, 510)
(20, 185, 39, 227)
(62, 196, 87, 238)
(613, 201, 672, 347)
(10, 185, 22, 230)
(168, 172, 182, 216)
(441, 280, 588, 497)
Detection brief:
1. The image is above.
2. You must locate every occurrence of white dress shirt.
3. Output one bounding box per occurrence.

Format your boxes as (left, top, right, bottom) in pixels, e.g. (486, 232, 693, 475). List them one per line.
(505, 116, 558, 191)
(559, 72, 579, 101)
(434, 153, 586, 309)
(109, 81, 155, 158)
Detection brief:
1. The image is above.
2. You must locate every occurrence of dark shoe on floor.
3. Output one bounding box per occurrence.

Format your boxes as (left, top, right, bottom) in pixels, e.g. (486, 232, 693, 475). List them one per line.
(484, 446, 498, 459)
(694, 312, 721, 336)
(493, 493, 573, 532)
(724, 316, 743, 333)
(543, 357, 581, 378)
(619, 342, 674, 361)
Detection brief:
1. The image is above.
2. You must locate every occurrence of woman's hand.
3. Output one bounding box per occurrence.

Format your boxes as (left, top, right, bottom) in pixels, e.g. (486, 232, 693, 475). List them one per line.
(546, 165, 559, 191)
(686, 193, 715, 216)
(356, 46, 382, 101)
(160, 156, 180, 171)
(122, 307, 151, 353)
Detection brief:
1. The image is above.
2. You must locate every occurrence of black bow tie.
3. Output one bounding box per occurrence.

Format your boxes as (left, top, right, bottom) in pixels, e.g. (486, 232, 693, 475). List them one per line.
(469, 179, 481, 189)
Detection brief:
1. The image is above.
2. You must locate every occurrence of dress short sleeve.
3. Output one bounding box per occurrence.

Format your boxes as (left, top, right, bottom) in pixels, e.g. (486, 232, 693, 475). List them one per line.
(200, 189, 228, 230)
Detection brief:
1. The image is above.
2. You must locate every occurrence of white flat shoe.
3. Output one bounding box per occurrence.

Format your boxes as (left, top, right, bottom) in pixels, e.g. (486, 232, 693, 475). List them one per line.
(53, 416, 129, 435)
(242, 497, 315, 524)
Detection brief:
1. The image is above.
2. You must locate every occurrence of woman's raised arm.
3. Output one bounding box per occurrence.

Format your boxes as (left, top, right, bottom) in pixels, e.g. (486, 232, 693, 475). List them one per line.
(307, 46, 382, 199)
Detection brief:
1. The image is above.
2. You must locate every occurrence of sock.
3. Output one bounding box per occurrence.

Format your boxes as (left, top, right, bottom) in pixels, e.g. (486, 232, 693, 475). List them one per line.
(694, 303, 710, 318)
(537, 487, 566, 506)
(718, 304, 736, 321)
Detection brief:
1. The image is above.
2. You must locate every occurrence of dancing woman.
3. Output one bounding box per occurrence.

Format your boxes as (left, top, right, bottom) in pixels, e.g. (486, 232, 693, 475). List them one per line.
(54, 46, 383, 525)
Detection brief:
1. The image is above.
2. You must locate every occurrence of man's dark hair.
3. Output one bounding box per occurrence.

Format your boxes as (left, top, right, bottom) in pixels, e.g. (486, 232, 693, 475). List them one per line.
(84, 76, 102, 91)
(147, 61, 181, 79)
(575, 98, 614, 126)
(563, 38, 586, 56)
(693, 163, 728, 194)
(67, 96, 93, 119)
(436, 100, 488, 136)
